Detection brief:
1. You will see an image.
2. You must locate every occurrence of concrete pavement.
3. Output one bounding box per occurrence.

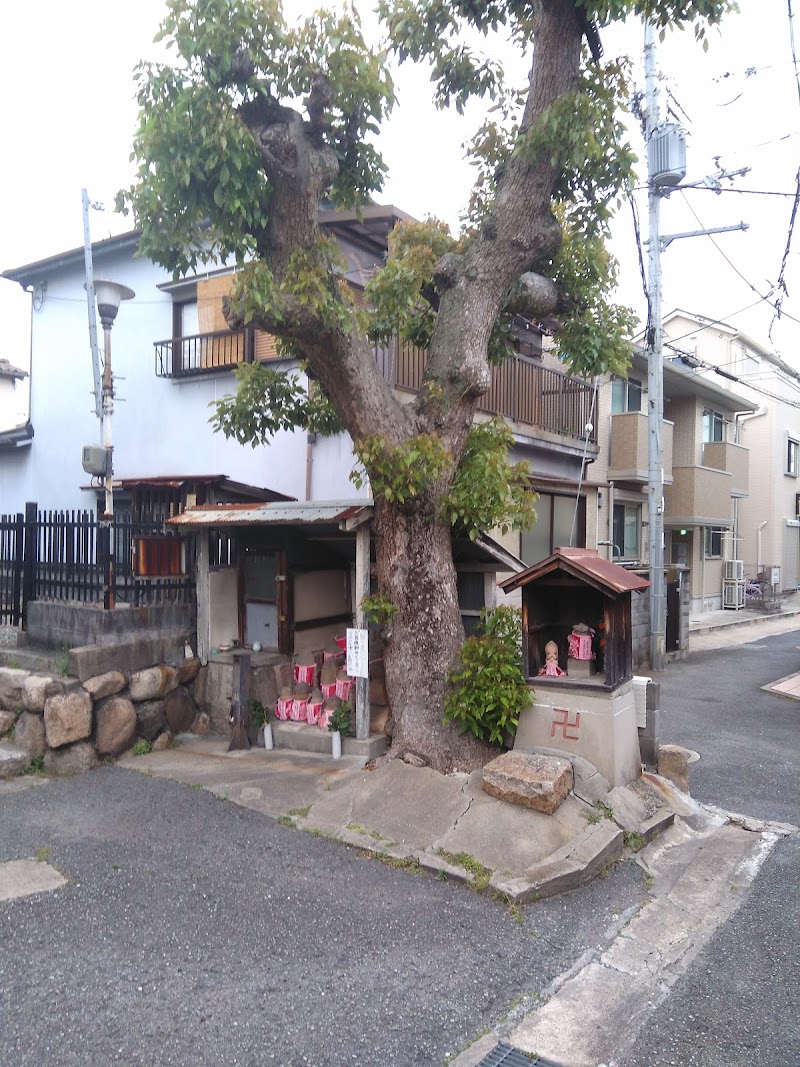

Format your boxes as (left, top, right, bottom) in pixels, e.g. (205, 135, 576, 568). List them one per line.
(117, 737, 668, 902)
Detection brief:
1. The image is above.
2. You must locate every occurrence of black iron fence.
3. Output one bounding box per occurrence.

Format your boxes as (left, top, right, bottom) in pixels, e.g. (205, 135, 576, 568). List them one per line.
(0, 504, 195, 626)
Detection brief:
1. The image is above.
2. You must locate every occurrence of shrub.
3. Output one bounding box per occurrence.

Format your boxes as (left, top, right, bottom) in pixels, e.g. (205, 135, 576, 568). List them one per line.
(443, 606, 529, 746)
(328, 703, 353, 736)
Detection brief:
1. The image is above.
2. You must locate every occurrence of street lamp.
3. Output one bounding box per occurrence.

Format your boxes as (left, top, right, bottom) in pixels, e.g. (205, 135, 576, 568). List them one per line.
(94, 279, 134, 610)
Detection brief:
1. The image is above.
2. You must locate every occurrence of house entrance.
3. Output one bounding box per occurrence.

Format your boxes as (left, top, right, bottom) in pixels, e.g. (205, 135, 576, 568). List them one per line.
(243, 552, 282, 649)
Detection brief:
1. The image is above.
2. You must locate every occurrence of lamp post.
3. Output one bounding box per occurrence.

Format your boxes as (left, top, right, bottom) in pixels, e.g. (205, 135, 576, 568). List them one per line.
(93, 279, 134, 608)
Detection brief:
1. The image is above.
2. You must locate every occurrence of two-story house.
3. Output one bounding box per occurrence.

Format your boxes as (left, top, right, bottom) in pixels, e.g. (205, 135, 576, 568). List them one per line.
(2, 208, 600, 658)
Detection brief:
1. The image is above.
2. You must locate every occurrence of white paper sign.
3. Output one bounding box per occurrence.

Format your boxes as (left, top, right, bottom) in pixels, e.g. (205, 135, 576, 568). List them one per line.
(346, 628, 369, 678)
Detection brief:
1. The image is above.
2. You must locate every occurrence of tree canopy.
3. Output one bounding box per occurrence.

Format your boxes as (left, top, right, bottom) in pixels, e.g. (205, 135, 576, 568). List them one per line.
(120, 0, 737, 770)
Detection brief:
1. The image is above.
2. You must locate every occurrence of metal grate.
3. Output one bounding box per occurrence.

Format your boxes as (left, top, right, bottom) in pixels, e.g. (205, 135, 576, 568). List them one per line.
(475, 1044, 563, 1067)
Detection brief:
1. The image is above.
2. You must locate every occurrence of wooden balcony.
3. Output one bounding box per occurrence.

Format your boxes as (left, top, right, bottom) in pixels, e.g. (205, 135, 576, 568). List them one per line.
(702, 440, 749, 496)
(608, 412, 673, 484)
(663, 465, 733, 527)
(155, 328, 598, 444)
(377, 340, 598, 444)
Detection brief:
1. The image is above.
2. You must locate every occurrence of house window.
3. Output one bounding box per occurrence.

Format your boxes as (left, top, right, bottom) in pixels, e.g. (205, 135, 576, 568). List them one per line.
(612, 504, 640, 559)
(787, 437, 799, 477)
(703, 409, 725, 443)
(457, 571, 485, 637)
(520, 493, 586, 565)
(704, 527, 725, 558)
(611, 377, 642, 414)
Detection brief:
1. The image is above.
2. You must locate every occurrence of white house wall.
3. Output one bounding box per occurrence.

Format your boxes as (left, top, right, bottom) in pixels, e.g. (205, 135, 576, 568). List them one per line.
(0, 245, 366, 512)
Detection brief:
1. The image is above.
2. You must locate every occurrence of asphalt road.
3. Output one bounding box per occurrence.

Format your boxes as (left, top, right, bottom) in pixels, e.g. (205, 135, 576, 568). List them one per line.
(620, 627, 800, 1067)
(0, 767, 646, 1067)
(655, 628, 800, 825)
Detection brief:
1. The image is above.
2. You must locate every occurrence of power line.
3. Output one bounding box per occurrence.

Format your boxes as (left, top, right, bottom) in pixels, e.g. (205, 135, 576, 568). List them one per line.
(678, 191, 800, 329)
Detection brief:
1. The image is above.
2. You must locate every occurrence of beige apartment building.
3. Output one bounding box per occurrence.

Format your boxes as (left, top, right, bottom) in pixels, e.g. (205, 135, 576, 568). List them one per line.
(660, 310, 800, 594)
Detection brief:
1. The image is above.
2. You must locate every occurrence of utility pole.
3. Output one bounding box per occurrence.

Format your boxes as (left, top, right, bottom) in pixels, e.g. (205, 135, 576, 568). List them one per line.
(642, 25, 748, 671)
(644, 20, 666, 671)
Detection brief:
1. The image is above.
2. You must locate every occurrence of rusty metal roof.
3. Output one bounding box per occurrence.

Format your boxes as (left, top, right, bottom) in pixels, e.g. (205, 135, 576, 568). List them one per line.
(168, 499, 373, 527)
(500, 547, 649, 596)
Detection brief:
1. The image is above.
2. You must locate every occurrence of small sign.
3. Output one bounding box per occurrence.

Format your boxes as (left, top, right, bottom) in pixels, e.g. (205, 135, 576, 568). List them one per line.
(346, 628, 369, 678)
(770, 566, 781, 588)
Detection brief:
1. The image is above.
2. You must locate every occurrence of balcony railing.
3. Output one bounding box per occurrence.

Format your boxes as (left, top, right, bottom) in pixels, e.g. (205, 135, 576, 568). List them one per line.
(378, 339, 597, 443)
(155, 328, 598, 443)
(155, 328, 255, 377)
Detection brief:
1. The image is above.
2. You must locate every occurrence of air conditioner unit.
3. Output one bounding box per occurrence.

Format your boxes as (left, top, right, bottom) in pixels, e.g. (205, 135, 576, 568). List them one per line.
(723, 581, 745, 609)
(724, 559, 744, 581)
(81, 444, 108, 476)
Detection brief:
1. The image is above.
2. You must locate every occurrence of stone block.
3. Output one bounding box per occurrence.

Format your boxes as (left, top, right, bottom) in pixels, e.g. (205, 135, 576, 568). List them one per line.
(0, 741, 30, 779)
(0, 667, 27, 710)
(13, 712, 46, 758)
(151, 731, 173, 751)
(44, 690, 93, 749)
(658, 744, 690, 793)
(23, 674, 65, 712)
(482, 751, 573, 815)
(136, 700, 167, 741)
(164, 686, 196, 734)
(43, 741, 97, 777)
(83, 671, 127, 701)
(177, 656, 202, 685)
(129, 665, 179, 702)
(0, 709, 17, 735)
(95, 696, 138, 757)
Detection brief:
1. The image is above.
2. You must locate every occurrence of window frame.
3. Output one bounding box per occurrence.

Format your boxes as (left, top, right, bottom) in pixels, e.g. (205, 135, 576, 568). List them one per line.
(703, 408, 725, 444)
(786, 436, 800, 478)
(703, 526, 725, 559)
(611, 376, 643, 414)
(612, 503, 641, 560)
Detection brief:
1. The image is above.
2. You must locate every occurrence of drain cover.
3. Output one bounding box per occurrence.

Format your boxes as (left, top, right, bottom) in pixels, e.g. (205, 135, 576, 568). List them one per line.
(475, 1043, 561, 1066)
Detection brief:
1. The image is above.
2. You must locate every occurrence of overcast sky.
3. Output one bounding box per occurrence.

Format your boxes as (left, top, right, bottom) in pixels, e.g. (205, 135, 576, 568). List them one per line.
(1, 0, 797, 374)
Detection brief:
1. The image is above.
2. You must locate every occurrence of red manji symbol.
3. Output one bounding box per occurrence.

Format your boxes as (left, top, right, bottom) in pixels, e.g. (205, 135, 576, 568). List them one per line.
(551, 708, 581, 741)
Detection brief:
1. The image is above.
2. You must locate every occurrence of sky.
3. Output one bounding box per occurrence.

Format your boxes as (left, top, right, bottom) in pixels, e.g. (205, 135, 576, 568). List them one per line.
(1, 0, 798, 377)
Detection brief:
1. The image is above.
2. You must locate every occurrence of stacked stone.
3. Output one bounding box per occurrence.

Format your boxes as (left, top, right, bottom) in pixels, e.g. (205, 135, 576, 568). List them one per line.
(0, 656, 204, 779)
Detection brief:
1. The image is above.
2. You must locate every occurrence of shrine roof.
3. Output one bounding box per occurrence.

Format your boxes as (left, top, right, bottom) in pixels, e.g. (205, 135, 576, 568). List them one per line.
(499, 547, 650, 597)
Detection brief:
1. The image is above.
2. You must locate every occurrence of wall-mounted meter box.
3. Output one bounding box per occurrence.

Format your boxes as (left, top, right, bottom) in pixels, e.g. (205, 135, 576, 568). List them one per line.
(81, 445, 108, 476)
(648, 123, 687, 187)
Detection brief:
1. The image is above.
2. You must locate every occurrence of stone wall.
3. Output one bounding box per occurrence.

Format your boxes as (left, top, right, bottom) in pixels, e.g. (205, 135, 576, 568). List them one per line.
(0, 651, 295, 779)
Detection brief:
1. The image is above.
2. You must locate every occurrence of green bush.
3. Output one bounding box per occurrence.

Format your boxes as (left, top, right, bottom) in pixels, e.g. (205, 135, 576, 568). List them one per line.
(443, 607, 529, 746)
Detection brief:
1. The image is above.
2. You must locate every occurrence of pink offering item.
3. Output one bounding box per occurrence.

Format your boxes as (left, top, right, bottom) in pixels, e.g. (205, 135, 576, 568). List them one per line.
(335, 677, 354, 701)
(321, 682, 337, 699)
(290, 697, 308, 722)
(306, 697, 323, 725)
(293, 663, 316, 686)
(275, 698, 292, 721)
(318, 705, 333, 729)
(568, 624, 595, 661)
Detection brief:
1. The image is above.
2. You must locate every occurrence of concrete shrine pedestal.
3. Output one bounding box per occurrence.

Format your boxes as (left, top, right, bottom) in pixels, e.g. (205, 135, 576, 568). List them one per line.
(514, 679, 642, 788)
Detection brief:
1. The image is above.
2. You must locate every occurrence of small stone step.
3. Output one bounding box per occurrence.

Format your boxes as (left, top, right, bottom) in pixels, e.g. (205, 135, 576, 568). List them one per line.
(0, 741, 31, 780)
(0, 647, 66, 675)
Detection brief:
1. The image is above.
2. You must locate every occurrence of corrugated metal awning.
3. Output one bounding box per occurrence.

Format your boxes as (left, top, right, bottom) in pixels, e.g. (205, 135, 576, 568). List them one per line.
(169, 499, 373, 528)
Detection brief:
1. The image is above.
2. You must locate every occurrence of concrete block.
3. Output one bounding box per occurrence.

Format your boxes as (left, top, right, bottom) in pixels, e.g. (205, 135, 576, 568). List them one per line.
(482, 751, 573, 814)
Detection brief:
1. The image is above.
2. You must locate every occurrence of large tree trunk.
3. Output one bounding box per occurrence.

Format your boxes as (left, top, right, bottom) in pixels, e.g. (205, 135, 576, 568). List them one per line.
(373, 498, 499, 773)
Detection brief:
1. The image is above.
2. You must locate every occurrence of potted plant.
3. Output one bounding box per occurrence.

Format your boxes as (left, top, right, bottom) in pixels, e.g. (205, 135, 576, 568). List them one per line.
(250, 699, 273, 750)
(327, 702, 353, 759)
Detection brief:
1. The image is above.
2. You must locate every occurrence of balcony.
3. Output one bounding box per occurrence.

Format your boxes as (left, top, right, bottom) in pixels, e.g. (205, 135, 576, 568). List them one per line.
(702, 440, 749, 496)
(380, 340, 598, 444)
(154, 328, 280, 377)
(608, 412, 673, 484)
(155, 329, 598, 444)
(663, 465, 733, 527)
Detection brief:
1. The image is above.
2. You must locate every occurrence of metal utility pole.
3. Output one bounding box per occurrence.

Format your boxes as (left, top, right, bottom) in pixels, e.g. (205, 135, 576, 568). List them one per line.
(81, 190, 103, 419)
(644, 20, 666, 671)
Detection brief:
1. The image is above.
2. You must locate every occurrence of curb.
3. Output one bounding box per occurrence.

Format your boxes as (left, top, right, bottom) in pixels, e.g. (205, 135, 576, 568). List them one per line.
(488, 821, 623, 903)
